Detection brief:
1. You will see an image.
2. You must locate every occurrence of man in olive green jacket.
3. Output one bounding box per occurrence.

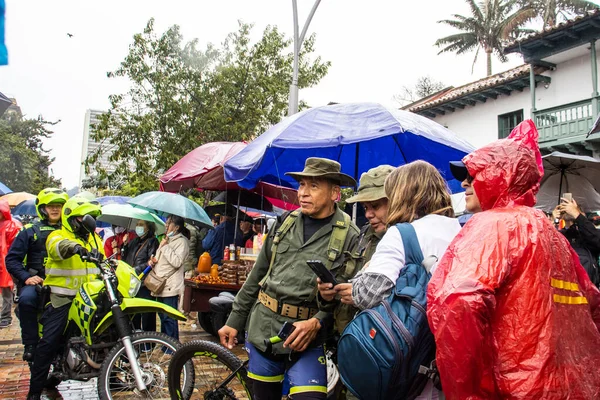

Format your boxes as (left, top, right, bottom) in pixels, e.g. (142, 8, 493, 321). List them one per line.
(219, 157, 359, 400)
(318, 165, 394, 335)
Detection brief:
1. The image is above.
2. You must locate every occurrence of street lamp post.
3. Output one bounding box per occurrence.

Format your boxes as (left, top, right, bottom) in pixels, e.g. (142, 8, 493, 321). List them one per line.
(288, 0, 321, 116)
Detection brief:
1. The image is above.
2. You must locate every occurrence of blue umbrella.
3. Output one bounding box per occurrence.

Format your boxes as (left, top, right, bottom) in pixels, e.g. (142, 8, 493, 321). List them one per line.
(129, 191, 212, 229)
(224, 102, 475, 193)
(97, 196, 131, 206)
(11, 199, 36, 217)
(0, 181, 11, 195)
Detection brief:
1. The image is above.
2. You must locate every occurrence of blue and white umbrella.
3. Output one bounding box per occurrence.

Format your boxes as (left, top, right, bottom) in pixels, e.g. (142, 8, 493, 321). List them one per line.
(97, 196, 131, 206)
(224, 102, 475, 194)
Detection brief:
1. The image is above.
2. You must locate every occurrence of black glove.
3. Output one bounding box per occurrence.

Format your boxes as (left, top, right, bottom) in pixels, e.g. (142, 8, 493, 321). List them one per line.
(73, 245, 90, 261)
(90, 248, 104, 262)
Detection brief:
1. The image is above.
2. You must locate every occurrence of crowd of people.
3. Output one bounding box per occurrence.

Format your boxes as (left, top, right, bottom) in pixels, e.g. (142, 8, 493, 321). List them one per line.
(0, 120, 599, 399)
(219, 120, 600, 399)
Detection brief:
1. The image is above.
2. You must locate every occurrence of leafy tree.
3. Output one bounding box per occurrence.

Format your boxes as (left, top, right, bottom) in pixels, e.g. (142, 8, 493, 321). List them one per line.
(518, 0, 598, 28)
(395, 76, 446, 106)
(435, 0, 536, 76)
(0, 114, 62, 193)
(85, 19, 330, 193)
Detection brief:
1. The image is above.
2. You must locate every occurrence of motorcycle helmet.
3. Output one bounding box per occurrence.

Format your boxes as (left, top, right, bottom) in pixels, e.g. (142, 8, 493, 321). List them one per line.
(62, 197, 102, 236)
(36, 188, 69, 220)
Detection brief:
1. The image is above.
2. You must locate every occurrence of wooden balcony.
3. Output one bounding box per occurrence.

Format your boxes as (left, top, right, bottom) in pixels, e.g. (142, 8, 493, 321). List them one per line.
(534, 99, 600, 155)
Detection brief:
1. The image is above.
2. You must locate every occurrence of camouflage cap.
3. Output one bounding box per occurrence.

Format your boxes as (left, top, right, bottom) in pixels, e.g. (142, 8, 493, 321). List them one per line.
(346, 165, 395, 204)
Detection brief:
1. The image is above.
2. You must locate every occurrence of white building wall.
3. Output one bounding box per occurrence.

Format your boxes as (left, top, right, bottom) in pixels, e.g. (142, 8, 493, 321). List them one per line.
(427, 43, 599, 149)
(431, 89, 532, 148)
(537, 51, 596, 111)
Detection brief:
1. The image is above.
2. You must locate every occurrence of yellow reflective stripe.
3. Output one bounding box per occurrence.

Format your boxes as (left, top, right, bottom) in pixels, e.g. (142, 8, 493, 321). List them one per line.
(247, 372, 284, 383)
(289, 385, 328, 395)
(551, 278, 579, 292)
(553, 294, 588, 305)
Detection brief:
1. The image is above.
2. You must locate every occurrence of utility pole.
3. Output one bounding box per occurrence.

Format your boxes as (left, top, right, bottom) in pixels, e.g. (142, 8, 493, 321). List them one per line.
(288, 0, 321, 116)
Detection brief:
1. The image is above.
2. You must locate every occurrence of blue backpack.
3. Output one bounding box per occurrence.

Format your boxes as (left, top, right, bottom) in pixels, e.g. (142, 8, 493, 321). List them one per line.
(337, 223, 438, 400)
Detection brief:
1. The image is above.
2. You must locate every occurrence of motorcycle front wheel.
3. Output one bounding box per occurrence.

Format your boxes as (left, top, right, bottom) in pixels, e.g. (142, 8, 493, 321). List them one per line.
(98, 331, 194, 400)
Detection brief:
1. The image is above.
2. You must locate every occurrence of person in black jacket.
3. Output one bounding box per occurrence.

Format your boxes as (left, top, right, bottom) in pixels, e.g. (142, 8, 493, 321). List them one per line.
(5, 188, 68, 362)
(123, 220, 159, 332)
(554, 197, 600, 286)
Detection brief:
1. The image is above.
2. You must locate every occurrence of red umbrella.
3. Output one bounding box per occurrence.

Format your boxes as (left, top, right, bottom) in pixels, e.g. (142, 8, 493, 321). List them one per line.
(160, 142, 299, 210)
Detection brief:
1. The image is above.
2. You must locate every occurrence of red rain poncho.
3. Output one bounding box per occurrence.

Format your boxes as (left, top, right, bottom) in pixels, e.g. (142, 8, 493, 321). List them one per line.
(0, 200, 21, 289)
(427, 120, 600, 399)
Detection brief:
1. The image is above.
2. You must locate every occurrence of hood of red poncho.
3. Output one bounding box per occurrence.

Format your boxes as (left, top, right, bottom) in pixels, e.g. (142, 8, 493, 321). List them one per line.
(462, 120, 544, 211)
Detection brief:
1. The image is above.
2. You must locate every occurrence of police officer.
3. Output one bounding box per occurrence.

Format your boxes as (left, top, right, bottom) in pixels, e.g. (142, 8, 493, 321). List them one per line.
(5, 188, 69, 362)
(219, 158, 360, 400)
(317, 165, 395, 334)
(26, 197, 103, 400)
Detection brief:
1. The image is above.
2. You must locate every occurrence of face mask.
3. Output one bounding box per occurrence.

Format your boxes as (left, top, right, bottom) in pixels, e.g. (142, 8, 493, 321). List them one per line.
(135, 227, 146, 236)
(114, 226, 126, 234)
(167, 231, 175, 238)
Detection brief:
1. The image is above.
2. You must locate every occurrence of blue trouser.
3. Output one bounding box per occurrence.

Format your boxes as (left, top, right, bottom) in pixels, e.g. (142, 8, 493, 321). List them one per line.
(18, 285, 39, 346)
(156, 295, 179, 340)
(132, 286, 156, 332)
(246, 341, 327, 399)
(28, 303, 70, 395)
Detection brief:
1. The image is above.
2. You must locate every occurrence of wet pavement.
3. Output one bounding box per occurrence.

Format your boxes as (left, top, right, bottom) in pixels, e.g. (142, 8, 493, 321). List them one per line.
(0, 313, 246, 400)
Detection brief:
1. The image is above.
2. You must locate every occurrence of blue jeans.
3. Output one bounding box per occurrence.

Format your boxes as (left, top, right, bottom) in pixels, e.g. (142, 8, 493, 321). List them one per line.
(156, 295, 179, 340)
(17, 285, 39, 345)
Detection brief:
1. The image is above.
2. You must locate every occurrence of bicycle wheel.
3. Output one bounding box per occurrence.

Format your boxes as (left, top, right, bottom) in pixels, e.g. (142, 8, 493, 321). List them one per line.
(98, 331, 194, 400)
(168, 340, 252, 400)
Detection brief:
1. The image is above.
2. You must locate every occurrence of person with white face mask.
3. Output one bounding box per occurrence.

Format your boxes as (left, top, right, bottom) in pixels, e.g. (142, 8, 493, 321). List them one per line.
(123, 220, 160, 332)
(148, 215, 190, 340)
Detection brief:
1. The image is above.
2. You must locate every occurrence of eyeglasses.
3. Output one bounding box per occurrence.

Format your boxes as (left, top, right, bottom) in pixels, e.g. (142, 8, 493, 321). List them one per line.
(465, 174, 474, 184)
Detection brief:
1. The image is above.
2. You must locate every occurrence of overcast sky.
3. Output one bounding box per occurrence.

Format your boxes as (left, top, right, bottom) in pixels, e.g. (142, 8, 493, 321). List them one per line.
(1, 0, 583, 189)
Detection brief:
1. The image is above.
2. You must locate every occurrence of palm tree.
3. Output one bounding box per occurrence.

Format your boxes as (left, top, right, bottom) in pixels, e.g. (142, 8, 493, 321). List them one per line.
(435, 0, 536, 76)
(518, 0, 598, 28)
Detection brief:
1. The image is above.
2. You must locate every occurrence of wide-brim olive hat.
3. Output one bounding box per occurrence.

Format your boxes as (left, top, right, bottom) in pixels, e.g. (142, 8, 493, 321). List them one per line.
(346, 165, 395, 204)
(286, 157, 357, 187)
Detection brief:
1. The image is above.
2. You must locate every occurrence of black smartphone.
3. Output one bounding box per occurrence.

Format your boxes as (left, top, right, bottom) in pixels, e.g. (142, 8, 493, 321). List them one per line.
(306, 260, 338, 286)
(278, 321, 296, 340)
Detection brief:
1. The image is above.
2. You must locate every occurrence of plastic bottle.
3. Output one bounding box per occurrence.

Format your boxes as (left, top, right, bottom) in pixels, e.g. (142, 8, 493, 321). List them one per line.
(229, 244, 236, 261)
(198, 252, 212, 274)
(210, 264, 219, 278)
(224, 246, 230, 262)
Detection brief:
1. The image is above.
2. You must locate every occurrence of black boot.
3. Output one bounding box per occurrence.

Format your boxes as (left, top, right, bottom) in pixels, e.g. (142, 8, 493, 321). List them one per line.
(26, 393, 41, 400)
(23, 344, 36, 362)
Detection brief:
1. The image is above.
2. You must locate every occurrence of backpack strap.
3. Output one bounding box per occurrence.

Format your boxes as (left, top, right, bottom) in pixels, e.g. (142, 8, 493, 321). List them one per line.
(259, 210, 301, 287)
(395, 223, 425, 266)
(326, 212, 351, 269)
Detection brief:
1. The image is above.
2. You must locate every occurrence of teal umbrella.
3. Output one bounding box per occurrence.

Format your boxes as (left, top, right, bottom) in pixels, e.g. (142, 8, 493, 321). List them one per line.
(98, 203, 166, 235)
(129, 191, 212, 229)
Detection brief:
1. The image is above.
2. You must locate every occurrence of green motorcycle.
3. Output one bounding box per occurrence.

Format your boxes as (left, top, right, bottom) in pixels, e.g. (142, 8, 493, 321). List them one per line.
(40, 215, 194, 399)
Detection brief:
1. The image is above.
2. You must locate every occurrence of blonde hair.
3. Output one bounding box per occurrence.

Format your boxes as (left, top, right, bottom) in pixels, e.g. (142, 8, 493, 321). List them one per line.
(385, 161, 455, 225)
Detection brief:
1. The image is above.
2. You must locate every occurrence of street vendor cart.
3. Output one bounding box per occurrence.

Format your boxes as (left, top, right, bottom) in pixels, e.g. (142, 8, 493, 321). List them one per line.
(183, 253, 257, 336)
